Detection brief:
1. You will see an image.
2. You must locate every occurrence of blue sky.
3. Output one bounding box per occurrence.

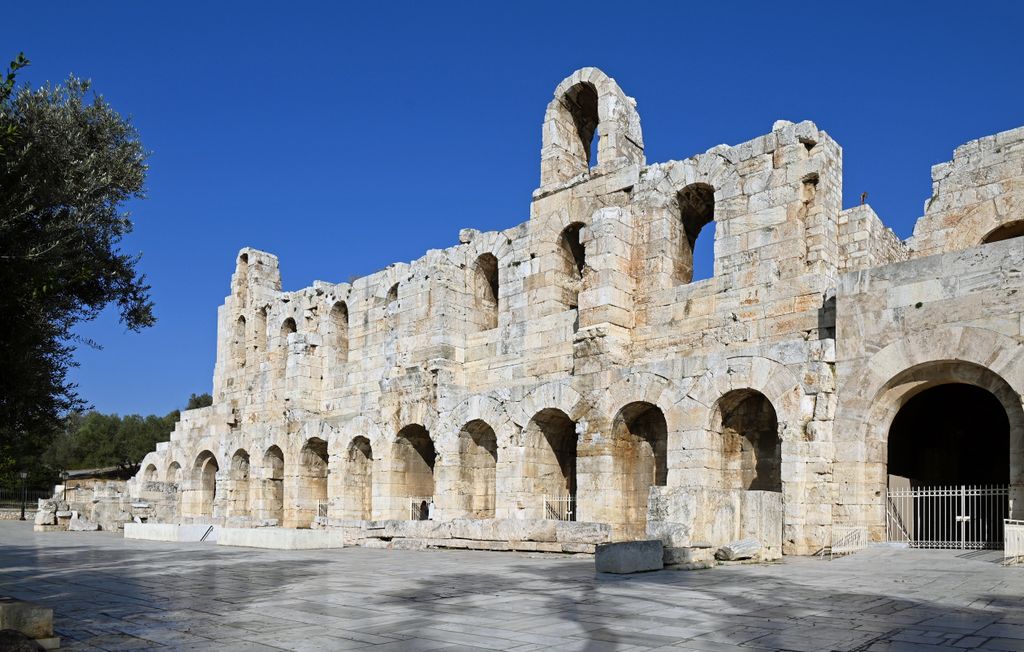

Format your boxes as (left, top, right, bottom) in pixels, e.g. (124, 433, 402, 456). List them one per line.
(4, 2, 1023, 416)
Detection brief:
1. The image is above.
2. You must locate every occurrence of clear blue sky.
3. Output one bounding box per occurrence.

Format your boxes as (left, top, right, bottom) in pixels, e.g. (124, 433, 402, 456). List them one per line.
(4, 2, 1023, 416)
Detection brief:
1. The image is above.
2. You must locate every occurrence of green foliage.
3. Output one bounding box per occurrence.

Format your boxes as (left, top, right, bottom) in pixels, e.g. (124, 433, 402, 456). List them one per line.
(0, 53, 154, 481)
(186, 393, 213, 410)
(40, 392, 210, 475)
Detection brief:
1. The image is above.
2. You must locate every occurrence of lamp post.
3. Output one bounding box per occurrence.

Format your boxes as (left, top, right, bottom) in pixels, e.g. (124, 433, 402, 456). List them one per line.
(18, 470, 28, 521)
(62, 470, 69, 502)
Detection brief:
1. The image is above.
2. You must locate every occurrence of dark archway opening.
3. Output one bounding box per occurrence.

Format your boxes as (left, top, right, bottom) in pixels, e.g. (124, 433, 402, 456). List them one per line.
(888, 383, 1009, 486)
(982, 220, 1024, 245)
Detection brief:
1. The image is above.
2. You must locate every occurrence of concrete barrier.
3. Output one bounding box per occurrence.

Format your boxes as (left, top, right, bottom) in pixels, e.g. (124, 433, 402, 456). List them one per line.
(217, 528, 344, 550)
(123, 523, 218, 542)
(595, 540, 664, 574)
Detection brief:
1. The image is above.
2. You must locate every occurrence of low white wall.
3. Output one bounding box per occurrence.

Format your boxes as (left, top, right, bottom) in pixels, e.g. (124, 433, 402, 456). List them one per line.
(217, 528, 344, 550)
(123, 523, 218, 542)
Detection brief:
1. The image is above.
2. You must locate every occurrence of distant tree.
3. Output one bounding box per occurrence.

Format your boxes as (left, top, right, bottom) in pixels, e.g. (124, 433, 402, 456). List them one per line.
(185, 393, 213, 410)
(0, 53, 154, 484)
(42, 393, 208, 473)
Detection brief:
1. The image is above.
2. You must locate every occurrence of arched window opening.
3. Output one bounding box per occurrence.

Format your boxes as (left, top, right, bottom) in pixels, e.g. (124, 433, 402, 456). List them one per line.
(676, 183, 716, 284)
(394, 424, 435, 520)
(714, 390, 781, 492)
(525, 408, 578, 521)
(191, 450, 219, 517)
(386, 283, 399, 304)
(330, 301, 349, 366)
(233, 315, 247, 367)
(457, 420, 498, 518)
(142, 464, 157, 482)
(345, 437, 373, 520)
(261, 445, 285, 524)
(982, 220, 1024, 245)
(236, 253, 249, 302)
(253, 306, 267, 354)
(559, 223, 586, 322)
(278, 318, 297, 382)
(166, 461, 182, 484)
(564, 83, 599, 169)
(472, 253, 499, 331)
(228, 449, 250, 517)
(298, 438, 329, 528)
(281, 317, 297, 338)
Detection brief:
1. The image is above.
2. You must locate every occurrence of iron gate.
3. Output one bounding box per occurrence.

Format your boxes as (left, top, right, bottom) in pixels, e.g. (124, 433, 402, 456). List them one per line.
(886, 484, 1009, 549)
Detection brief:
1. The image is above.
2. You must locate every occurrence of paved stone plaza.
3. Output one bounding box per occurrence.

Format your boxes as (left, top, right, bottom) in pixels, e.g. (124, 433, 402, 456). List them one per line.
(2, 522, 1023, 651)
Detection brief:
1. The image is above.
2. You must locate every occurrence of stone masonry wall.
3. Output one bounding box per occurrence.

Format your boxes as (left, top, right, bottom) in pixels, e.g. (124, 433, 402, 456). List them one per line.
(132, 67, 1024, 555)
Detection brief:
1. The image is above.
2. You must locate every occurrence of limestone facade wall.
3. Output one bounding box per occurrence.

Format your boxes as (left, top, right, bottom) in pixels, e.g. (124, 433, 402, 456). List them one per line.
(132, 67, 1024, 555)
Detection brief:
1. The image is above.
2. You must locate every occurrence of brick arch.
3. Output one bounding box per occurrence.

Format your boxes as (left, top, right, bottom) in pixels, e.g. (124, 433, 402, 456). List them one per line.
(540, 67, 644, 187)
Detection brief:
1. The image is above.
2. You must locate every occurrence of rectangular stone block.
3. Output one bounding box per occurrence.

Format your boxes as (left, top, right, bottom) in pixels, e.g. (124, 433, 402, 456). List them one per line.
(217, 527, 343, 549)
(595, 540, 663, 574)
(0, 597, 53, 639)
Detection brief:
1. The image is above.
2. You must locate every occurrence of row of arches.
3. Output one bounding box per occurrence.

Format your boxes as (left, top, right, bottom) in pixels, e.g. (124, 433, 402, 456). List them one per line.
(148, 391, 783, 534)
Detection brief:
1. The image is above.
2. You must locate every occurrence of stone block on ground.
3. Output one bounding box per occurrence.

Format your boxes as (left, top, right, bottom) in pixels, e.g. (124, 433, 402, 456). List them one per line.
(68, 511, 99, 532)
(716, 537, 762, 561)
(663, 546, 717, 569)
(595, 540, 663, 574)
(0, 597, 54, 641)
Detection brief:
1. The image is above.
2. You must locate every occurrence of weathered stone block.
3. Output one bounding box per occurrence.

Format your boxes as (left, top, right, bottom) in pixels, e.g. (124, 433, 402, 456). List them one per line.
(595, 540, 664, 574)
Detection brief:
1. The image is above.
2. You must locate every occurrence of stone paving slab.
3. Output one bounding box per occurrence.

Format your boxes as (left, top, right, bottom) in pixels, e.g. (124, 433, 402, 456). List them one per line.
(1, 521, 1022, 651)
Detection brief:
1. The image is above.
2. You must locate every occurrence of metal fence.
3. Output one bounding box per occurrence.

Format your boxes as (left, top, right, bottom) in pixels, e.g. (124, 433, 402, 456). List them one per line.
(543, 494, 575, 521)
(829, 525, 869, 559)
(316, 500, 328, 518)
(886, 484, 1009, 549)
(1005, 519, 1024, 565)
(0, 488, 52, 509)
(409, 497, 432, 520)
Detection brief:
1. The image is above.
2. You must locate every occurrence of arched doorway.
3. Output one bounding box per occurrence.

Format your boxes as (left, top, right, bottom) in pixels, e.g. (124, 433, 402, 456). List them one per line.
(297, 438, 329, 528)
(612, 402, 667, 536)
(394, 425, 435, 520)
(227, 449, 250, 518)
(887, 383, 1010, 548)
(457, 420, 497, 519)
(261, 445, 285, 524)
(190, 451, 219, 518)
(343, 437, 373, 520)
(525, 408, 578, 521)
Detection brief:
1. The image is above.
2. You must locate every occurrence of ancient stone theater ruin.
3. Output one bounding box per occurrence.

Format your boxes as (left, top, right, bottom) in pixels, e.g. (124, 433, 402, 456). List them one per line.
(131, 68, 1024, 556)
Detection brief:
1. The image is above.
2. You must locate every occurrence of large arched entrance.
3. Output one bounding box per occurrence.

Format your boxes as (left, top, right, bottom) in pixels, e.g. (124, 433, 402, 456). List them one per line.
(296, 438, 329, 528)
(886, 383, 1011, 548)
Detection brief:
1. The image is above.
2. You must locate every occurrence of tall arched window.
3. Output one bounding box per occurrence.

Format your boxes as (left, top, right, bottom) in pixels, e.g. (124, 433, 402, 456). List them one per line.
(982, 220, 1024, 244)
(559, 223, 586, 325)
(564, 83, 600, 171)
(278, 318, 297, 382)
(330, 301, 349, 366)
(472, 253, 499, 331)
(233, 315, 247, 367)
(676, 183, 715, 283)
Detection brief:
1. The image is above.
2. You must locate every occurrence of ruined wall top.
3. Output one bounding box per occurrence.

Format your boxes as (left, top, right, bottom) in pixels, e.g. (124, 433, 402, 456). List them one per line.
(539, 67, 645, 192)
